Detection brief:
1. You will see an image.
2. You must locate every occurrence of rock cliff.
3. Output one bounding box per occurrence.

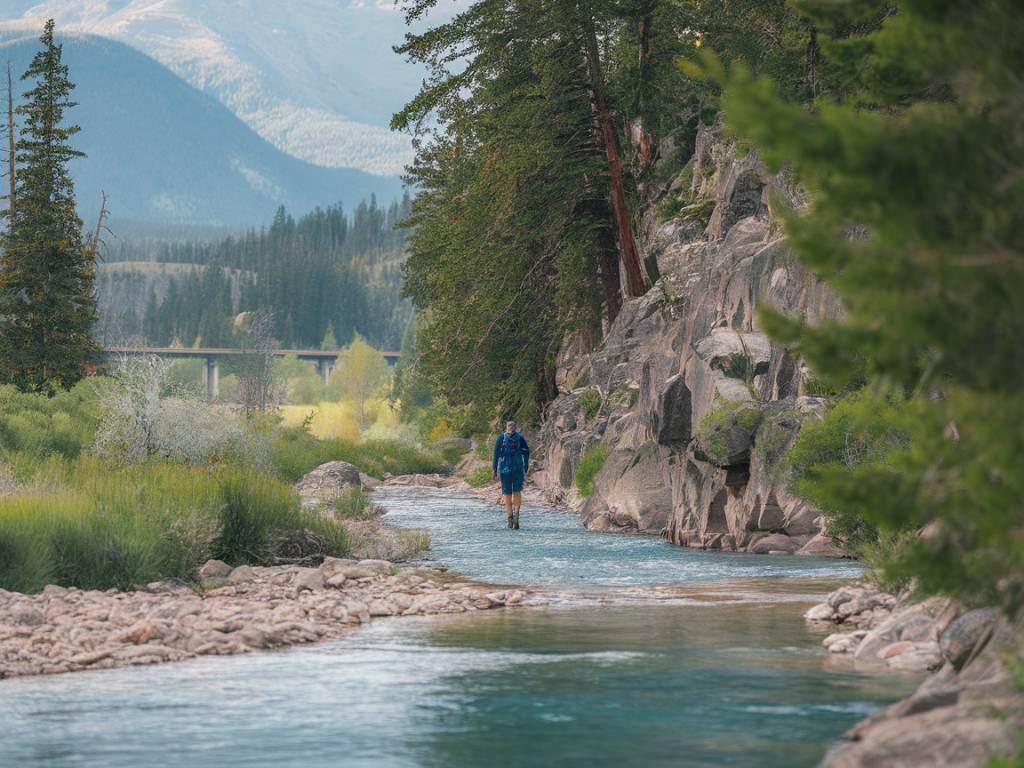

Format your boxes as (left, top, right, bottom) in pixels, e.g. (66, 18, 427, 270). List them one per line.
(533, 124, 844, 556)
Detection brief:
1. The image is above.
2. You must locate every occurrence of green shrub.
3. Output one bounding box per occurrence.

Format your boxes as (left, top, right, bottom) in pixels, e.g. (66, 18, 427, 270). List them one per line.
(753, 409, 801, 478)
(0, 459, 221, 592)
(333, 487, 383, 521)
(434, 437, 470, 465)
(696, 400, 764, 464)
(787, 390, 912, 552)
(0, 382, 99, 460)
(859, 531, 918, 594)
(575, 444, 610, 497)
(802, 376, 841, 397)
(578, 388, 602, 420)
(466, 466, 494, 487)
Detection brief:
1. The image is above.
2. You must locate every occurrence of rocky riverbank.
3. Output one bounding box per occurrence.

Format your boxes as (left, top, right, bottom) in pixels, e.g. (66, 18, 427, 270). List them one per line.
(0, 557, 527, 679)
(805, 582, 1022, 767)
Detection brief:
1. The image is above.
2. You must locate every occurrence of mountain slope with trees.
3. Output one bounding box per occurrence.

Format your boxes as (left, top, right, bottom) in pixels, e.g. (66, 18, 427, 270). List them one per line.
(99, 195, 413, 351)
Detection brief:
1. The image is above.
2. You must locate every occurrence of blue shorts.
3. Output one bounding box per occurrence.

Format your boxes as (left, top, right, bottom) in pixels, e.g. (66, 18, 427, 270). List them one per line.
(500, 469, 524, 494)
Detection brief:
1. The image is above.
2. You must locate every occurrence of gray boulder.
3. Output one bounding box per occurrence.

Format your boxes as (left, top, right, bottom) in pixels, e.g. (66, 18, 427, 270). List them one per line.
(294, 461, 362, 504)
(940, 608, 997, 670)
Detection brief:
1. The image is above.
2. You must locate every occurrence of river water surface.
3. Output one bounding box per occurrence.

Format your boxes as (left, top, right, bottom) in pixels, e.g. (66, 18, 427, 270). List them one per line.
(1, 487, 917, 767)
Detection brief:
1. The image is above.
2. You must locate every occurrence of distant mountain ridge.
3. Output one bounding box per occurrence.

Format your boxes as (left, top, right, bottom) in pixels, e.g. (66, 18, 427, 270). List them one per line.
(0, 32, 403, 228)
(0, 0, 448, 176)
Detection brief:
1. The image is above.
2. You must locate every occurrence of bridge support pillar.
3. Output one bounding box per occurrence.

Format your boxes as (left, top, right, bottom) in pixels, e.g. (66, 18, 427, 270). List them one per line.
(317, 359, 334, 387)
(203, 358, 220, 400)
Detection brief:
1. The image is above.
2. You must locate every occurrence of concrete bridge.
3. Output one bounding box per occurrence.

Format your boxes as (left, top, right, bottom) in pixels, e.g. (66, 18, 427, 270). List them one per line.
(103, 346, 400, 399)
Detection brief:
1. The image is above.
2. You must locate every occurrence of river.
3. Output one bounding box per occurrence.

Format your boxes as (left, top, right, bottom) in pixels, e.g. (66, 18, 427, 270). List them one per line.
(0, 487, 918, 767)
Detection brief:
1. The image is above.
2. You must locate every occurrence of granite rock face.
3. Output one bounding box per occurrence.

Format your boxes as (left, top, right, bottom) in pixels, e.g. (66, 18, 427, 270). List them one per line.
(532, 124, 843, 554)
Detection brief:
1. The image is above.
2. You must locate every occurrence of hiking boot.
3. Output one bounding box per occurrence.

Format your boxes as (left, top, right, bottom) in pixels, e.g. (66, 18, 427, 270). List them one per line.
(513, 512, 520, 530)
(507, 515, 514, 529)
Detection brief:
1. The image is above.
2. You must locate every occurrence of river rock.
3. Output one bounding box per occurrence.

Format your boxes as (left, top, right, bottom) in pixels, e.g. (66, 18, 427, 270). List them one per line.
(12, 607, 46, 626)
(749, 533, 797, 555)
(804, 602, 835, 622)
(939, 608, 997, 670)
(335, 566, 371, 580)
(227, 566, 257, 585)
(357, 559, 392, 575)
(795, 534, 844, 557)
(293, 568, 325, 592)
(880, 641, 942, 672)
(294, 460, 362, 503)
(325, 574, 348, 589)
(198, 559, 232, 578)
(823, 631, 866, 654)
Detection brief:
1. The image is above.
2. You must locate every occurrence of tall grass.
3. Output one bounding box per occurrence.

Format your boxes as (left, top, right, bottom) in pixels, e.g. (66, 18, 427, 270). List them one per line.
(269, 426, 443, 482)
(0, 382, 99, 459)
(0, 457, 349, 593)
(332, 487, 384, 521)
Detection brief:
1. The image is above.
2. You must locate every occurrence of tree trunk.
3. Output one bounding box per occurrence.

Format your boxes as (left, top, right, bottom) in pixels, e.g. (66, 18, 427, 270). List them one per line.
(581, 14, 648, 298)
(5, 61, 14, 230)
(634, 9, 654, 168)
(593, 197, 623, 324)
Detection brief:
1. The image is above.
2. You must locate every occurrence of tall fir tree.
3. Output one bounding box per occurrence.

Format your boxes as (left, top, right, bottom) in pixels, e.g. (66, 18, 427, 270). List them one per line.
(0, 20, 97, 393)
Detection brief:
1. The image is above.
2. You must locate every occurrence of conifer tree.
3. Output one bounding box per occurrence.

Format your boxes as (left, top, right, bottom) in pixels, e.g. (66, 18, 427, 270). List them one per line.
(0, 20, 96, 393)
(720, 1, 1024, 612)
(320, 322, 338, 351)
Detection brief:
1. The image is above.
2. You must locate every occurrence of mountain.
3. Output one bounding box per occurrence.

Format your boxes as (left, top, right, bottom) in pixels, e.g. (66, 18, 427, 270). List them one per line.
(0, 32, 403, 228)
(0, 1, 455, 176)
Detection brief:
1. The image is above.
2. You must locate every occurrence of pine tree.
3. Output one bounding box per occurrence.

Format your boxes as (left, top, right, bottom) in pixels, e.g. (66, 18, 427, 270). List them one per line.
(392, 0, 658, 421)
(721, 1, 1024, 613)
(320, 321, 338, 351)
(0, 20, 96, 394)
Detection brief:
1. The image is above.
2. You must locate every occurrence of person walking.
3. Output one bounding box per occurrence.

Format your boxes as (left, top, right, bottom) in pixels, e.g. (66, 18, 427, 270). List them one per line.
(492, 420, 530, 529)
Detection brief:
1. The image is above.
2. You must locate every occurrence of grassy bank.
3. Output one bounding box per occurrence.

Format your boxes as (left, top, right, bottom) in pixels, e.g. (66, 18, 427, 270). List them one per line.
(0, 379, 452, 594)
(0, 458, 349, 593)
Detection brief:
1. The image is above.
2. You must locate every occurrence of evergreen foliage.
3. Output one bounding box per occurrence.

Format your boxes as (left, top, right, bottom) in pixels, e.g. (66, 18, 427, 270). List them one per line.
(127, 196, 413, 351)
(0, 20, 97, 394)
(721, 1, 1024, 613)
(393, 0, 831, 425)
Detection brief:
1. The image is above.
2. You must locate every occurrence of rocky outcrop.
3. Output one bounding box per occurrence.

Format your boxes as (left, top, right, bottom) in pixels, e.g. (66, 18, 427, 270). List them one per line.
(0, 560, 528, 679)
(805, 584, 1022, 767)
(532, 123, 843, 554)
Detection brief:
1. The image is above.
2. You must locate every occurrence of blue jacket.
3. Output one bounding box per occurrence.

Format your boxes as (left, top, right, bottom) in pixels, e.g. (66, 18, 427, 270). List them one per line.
(493, 431, 530, 476)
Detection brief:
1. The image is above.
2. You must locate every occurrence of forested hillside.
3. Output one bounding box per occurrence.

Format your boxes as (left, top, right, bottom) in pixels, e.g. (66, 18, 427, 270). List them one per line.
(97, 195, 412, 350)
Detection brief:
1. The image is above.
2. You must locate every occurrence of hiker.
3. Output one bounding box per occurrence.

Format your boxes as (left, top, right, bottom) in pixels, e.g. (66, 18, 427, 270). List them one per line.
(492, 420, 530, 529)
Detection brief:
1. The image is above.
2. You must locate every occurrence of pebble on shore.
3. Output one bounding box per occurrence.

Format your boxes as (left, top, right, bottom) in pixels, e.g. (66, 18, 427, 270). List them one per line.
(0, 558, 527, 680)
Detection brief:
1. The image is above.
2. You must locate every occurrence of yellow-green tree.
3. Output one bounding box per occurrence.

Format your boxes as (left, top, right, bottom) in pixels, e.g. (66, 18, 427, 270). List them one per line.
(327, 336, 389, 431)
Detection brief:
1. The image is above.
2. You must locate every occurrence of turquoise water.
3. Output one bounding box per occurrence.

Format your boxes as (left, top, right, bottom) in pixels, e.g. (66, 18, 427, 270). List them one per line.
(0, 487, 914, 768)
(376, 486, 864, 590)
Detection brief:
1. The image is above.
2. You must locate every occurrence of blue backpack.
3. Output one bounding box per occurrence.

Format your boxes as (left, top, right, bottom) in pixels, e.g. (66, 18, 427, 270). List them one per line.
(499, 432, 522, 473)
